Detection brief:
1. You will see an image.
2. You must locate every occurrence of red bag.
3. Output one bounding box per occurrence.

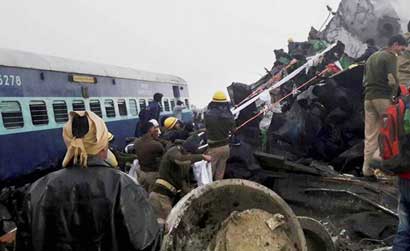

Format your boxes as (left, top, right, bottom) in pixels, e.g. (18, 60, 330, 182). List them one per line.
(379, 99, 405, 161)
(379, 85, 410, 175)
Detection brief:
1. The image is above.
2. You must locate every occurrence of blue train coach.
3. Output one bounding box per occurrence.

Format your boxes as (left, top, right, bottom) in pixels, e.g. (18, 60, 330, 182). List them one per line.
(0, 48, 191, 183)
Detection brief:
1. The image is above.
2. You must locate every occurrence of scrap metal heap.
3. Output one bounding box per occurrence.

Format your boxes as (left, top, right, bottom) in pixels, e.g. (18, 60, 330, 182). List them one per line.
(225, 1, 410, 250)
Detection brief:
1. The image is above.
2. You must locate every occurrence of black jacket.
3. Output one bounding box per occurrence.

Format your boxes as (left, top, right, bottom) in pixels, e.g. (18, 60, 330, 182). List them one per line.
(204, 104, 235, 147)
(16, 157, 161, 251)
(356, 45, 379, 62)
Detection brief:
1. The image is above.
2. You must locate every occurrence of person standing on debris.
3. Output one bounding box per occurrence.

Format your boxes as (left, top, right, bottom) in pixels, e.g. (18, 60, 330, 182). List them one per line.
(355, 39, 379, 63)
(398, 24, 410, 88)
(134, 119, 165, 192)
(149, 135, 211, 220)
(204, 91, 236, 180)
(363, 35, 408, 177)
(16, 111, 161, 251)
(173, 100, 185, 120)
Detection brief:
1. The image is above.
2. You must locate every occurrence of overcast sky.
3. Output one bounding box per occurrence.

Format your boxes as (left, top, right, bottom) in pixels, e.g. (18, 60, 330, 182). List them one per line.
(0, 0, 341, 107)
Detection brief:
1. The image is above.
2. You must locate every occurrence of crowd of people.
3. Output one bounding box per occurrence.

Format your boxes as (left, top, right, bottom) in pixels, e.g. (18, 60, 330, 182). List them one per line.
(3, 21, 410, 251)
(9, 90, 235, 251)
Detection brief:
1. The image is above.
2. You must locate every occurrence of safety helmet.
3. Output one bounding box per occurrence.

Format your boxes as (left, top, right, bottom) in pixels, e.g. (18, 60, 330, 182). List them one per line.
(164, 117, 178, 129)
(212, 91, 228, 103)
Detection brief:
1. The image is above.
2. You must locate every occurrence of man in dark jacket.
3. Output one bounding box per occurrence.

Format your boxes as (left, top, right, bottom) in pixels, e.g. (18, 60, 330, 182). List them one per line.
(134, 120, 165, 192)
(135, 93, 163, 137)
(161, 116, 190, 143)
(148, 93, 163, 122)
(149, 135, 211, 220)
(204, 91, 236, 180)
(16, 111, 161, 251)
(356, 39, 379, 62)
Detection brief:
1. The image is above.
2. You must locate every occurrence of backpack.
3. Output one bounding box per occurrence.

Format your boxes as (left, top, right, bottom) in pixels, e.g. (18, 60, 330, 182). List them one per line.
(379, 86, 410, 174)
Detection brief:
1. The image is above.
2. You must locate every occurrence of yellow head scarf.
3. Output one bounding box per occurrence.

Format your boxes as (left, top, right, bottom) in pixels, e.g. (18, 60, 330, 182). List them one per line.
(62, 111, 110, 167)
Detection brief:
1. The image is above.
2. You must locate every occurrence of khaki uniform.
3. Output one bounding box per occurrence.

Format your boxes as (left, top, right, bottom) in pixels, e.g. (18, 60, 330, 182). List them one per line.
(208, 145, 230, 180)
(134, 134, 165, 192)
(148, 191, 173, 220)
(137, 169, 160, 193)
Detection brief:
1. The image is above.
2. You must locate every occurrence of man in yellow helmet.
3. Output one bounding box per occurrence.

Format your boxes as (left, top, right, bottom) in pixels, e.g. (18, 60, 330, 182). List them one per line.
(161, 116, 190, 143)
(16, 111, 161, 251)
(204, 91, 236, 180)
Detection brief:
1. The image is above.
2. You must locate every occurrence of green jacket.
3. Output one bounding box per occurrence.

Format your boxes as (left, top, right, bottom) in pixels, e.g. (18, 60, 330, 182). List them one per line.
(157, 145, 203, 194)
(398, 49, 410, 84)
(364, 50, 398, 100)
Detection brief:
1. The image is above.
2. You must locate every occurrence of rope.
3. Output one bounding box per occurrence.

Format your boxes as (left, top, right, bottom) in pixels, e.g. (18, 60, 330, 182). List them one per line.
(233, 59, 298, 109)
(235, 68, 330, 132)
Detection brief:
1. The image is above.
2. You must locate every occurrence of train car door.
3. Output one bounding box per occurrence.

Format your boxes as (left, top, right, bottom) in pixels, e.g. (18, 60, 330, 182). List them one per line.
(172, 85, 181, 99)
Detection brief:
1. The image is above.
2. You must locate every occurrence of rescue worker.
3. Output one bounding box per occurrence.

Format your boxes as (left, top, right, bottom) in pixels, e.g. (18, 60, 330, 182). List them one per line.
(161, 116, 190, 143)
(134, 119, 165, 192)
(355, 39, 379, 62)
(149, 135, 211, 220)
(393, 23, 410, 251)
(398, 26, 410, 88)
(363, 34, 408, 177)
(16, 111, 160, 251)
(204, 91, 235, 180)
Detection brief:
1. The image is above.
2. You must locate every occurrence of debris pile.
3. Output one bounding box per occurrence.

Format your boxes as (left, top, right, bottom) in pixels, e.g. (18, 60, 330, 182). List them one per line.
(225, 1, 410, 250)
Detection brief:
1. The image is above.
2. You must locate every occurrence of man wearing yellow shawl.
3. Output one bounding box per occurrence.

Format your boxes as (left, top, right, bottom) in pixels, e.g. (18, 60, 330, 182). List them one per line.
(16, 111, 161, 251)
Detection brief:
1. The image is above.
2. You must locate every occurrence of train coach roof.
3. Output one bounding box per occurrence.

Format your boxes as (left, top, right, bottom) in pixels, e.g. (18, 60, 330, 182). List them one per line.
(0, 48, 186, 84)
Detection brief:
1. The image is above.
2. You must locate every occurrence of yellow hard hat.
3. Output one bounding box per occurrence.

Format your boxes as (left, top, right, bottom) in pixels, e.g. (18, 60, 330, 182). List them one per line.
(212, 91, 228, 103)
(164, 117, 178, 129)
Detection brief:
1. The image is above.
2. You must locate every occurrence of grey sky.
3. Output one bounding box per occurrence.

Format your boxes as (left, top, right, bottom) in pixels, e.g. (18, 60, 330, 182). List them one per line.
(0, 0, 341, 107)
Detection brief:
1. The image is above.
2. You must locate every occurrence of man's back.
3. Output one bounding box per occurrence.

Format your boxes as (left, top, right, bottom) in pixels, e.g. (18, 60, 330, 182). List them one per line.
(204, 105, 235, 143)
(134, 134, 165, 172)
(364, 50, 397, 100)
(17, 158, 160, 251)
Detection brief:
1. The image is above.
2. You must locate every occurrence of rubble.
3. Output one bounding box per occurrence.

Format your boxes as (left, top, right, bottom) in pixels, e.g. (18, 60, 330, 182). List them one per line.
(224, 1, 410, 250)
(322, 0, 410, 57)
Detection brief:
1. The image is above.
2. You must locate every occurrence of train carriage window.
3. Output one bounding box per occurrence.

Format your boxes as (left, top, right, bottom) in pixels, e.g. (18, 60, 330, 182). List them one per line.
(129, 99, 138, 116)
(163, 99, 170, 112)
(104, 99, 116, 118)
(72, 100, 85, 111)
(118, 99, 127, 116)
(148, 99, 154, 105)
(90, 99, 102, 117)
(170, 100, 176, 110)
(53, 100, 68, 123)
(139, 99, 147, 111)
(30, 101, 49, 125)
(185, 99, 190, 109)
(1, 101, 24, 129)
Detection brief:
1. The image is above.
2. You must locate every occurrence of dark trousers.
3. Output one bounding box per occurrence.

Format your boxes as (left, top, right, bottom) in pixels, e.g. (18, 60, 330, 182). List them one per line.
(394, 178, 410, 251)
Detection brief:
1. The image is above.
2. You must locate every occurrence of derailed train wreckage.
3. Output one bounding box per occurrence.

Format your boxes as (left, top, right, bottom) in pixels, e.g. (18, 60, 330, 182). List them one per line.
(224, 0, 410, 250)
(1, 0, 410, 250)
